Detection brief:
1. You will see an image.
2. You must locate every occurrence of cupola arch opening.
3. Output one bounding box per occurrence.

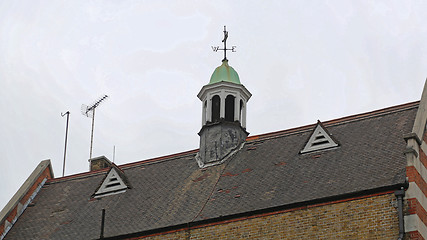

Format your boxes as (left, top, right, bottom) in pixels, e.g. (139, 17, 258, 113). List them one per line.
(211, 95, 221, 123)
(225, 94, 235, 122)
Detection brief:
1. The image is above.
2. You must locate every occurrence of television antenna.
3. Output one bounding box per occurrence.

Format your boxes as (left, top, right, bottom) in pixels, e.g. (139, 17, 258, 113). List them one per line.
(81, 95, 108, 160)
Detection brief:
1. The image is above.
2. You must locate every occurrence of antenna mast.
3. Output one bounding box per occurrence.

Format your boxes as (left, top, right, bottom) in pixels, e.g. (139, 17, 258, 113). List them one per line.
(61, 111, 70, 177)
(81, 95, 108, 160)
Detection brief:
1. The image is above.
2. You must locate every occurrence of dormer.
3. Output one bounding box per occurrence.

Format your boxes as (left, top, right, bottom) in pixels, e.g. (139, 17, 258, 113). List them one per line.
(300, 121, 339, 154)
(92, 164, 131, 198)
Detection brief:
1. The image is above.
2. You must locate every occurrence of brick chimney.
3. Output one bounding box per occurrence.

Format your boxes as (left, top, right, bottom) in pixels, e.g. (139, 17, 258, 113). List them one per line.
(89, 156, 112, 171)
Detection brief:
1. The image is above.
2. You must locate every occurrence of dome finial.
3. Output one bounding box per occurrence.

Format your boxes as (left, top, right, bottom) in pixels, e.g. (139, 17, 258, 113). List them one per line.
(211, 26, 236, 62)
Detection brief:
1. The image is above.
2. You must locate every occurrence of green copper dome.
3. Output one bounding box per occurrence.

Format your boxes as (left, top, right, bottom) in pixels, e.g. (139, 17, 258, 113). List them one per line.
(209, 60, 241, 84)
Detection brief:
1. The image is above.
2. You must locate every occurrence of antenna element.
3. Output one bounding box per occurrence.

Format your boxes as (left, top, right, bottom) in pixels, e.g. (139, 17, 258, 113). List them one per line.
(81, 95, 108, 160)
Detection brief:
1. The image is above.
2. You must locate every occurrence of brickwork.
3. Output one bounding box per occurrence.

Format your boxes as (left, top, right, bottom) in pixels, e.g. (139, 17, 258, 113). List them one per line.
(405, 133, 427, 239)
(407, 198, 427, 227)
(0, 163, 52, 239)
(405, 132, 427, 240)
(22, 167, 52, 205)
(407, 231, 425, 240)
(407, 166, 427, 197)
(140, 193, 399, 240)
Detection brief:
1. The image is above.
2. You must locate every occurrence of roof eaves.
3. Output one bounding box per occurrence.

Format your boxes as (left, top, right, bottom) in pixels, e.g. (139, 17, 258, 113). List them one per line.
(100, 184, 407, 240)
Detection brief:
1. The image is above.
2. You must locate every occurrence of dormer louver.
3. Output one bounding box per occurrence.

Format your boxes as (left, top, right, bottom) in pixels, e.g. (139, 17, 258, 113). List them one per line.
(300, 120, 339, 154)
(93, 165, 130, 198)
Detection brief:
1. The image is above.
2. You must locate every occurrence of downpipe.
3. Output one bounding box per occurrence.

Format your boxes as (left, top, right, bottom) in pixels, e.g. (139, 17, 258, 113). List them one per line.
(395, 189, 405, 240)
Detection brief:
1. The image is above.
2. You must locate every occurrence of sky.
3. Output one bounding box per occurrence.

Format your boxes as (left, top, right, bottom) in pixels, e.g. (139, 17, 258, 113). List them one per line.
(1, 0, 427, 211)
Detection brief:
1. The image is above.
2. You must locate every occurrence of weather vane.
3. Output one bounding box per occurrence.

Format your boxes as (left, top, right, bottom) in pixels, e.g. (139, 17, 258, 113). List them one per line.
(212, 26, 236, 62)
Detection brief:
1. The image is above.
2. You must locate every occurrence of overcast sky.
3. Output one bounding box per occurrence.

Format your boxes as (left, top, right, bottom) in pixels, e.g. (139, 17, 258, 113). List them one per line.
(1, 1, 426, 211)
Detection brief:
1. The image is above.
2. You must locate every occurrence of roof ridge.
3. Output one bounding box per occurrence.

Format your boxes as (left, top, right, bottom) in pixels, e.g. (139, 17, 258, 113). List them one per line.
(49, 101, 418, 183)
(49, 149, 199, 183)
(120, 149, 198, 169)
(246, 101, 419, 142)
(323, 101, 419, 127)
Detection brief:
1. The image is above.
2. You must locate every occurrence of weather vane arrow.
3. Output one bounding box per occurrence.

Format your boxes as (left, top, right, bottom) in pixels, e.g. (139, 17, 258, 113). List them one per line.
(211, 26, 236, 62)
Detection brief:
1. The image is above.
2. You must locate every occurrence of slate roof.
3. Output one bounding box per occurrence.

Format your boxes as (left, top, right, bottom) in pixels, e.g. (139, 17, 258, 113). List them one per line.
(5, 102, 418, 240)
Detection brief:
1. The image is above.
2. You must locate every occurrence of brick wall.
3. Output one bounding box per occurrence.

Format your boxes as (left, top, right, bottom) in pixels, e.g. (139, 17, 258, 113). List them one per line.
(139, 193, 399, 240)
(402, 132, 427, 239)
(0, 162, 52, 239)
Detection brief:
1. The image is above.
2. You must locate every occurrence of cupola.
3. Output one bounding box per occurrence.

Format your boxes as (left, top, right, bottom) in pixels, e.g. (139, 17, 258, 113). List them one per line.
(196, 26, 252, 168)
(209, 60, 241, 85)
(197, 63, 251, 128)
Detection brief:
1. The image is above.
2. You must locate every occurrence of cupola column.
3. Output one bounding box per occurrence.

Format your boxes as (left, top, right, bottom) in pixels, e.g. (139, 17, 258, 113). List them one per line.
(202, 100, 207, 125)
(220, 92, 226, 119)
(242, 103, 247, 128)
(234, 95, 240, 122)
(207, 97, 212, 123)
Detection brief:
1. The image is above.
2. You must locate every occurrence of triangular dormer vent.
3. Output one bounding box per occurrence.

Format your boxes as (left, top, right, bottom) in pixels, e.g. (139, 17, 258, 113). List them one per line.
(93, 166, 130, 198)
(300, 121, 339, 154)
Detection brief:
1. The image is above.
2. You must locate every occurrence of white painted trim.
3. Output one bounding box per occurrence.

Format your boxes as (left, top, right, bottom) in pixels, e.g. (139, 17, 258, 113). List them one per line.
(199, 81, 250, 129)
(197, 81, 252, 102)
(207, 97, 212, 123)
(220, 91, 225, 119)
(224, 91, 237, 96)
(300, 124, 338, 153)
(94, 168, 128, 198)
(202, 101, 206, 125)
(405, 214, 427, 239)
(242, 103, 247, 128)
(94, 189, 127, 198)
(234, 95, 240, 122)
